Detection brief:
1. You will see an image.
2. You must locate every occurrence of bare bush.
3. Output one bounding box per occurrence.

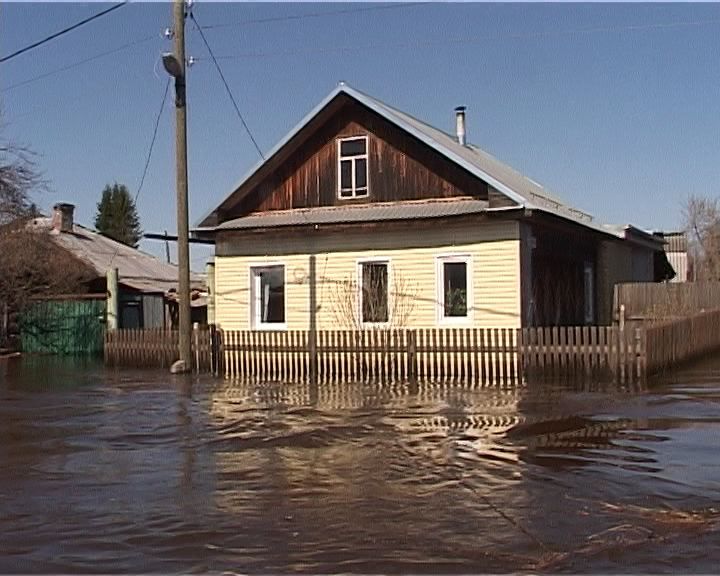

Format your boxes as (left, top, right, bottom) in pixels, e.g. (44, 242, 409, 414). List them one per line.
(683, 195, 720, 281)
(0, 229, 95, 313)
(328, 270, 419, 329)
(0, 136, 44, 227)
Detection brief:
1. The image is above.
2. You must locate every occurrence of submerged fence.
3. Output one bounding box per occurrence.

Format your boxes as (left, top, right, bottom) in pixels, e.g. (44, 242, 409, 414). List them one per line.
(105, 326, 216, 372)
(645, 308, 720, 374)
(104, 324, 656, 384)
(105, 310, 720, 384)
(614, 282, 720, 322)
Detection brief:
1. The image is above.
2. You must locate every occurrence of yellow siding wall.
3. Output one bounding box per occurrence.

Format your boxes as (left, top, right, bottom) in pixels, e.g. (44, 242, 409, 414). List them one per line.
(214, 221, 521, 330)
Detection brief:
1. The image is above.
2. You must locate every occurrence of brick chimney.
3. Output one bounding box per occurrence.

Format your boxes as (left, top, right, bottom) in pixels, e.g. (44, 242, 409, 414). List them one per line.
(52, 203, 75, 233)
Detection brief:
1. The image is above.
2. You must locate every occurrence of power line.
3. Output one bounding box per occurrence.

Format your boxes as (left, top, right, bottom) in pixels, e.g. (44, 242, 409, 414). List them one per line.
(1, 35, 155, 94)
(108, 78, 170, 267)
(199, 2, 426, 30)
(0, 2, 129, 64)
(135, 78, 171, 206)
(189, 11, 264, 160)
(199, 17, 720, 61)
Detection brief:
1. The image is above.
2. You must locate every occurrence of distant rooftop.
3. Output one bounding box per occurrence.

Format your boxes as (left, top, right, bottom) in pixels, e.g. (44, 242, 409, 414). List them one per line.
(29, 216, 204, 294)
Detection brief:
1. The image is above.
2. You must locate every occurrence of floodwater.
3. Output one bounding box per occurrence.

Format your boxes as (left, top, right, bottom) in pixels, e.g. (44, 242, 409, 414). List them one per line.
(1, 356, 720, 573)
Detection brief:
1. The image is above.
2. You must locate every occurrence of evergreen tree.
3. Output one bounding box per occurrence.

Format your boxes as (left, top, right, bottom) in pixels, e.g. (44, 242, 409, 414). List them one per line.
(94, 183, 142, 248)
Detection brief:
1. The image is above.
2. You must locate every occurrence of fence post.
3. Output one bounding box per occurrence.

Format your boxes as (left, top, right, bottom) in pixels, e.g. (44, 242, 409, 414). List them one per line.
(209, 323, 215, 375)
(408, 329, 417, 384)
(217, 328, 225, 377)
(635, 327, 645, 383)
(308, 255, 318, 384)
(107, 268, 119, 330)
(193, 322, 200, 374)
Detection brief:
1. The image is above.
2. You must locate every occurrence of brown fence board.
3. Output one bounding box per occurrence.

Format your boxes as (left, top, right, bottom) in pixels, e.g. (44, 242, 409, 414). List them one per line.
(105, 313, 720, 385)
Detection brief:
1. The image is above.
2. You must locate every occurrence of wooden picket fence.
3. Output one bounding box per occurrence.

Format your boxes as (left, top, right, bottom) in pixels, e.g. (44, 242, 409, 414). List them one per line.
(519, 326, 643, 383)
(103, 310, 720, 384)
(104, 326, 216, 372)
(645, 308, 720, 374)
(221, 329, 521, 385)
(219, 326, 643, 385)
(614, 281, 720, 322)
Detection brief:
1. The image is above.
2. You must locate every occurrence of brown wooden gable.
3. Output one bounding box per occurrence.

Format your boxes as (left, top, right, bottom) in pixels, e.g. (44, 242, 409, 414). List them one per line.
(227, 98, 492, 218)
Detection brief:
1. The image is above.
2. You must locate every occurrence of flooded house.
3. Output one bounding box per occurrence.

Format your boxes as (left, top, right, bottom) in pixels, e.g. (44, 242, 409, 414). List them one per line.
(18, 203, 206, 354)
(195, 84, 668, 332)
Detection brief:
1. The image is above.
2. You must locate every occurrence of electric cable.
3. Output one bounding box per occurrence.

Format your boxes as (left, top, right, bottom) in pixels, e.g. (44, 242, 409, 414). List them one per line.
(189, 11, 265, 160)
(107, 77, 170, 267)
(199, 2, 426, 30)
(1, 2, 129, 64)
(2, 35, 155, 94)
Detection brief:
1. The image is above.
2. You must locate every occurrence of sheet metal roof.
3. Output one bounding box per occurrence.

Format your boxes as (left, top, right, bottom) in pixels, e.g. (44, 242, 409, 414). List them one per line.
(215, 198, 491, 231)
(198, 83, 660, 246)
(30, 217, 205, 294)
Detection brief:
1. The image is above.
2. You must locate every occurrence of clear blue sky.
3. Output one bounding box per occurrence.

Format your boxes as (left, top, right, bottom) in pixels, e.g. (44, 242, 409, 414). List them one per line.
(3, 2, 720, 269)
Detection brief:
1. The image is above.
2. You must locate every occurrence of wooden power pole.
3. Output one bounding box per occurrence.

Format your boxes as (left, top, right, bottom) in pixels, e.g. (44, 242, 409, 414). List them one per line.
(171, 0, 191, 372)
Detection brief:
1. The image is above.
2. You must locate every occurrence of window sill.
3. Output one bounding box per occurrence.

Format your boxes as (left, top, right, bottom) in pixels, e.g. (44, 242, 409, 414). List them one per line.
(359, 322, 391, 329)
(252, 324, 288, 332)
(437, 316, 473, 327)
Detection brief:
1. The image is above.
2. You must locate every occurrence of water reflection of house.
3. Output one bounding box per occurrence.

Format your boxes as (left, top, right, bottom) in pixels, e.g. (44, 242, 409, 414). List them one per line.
(209, 381, 525, 482)
(20, 203, 206, 354)
(208, 381, 529, 565)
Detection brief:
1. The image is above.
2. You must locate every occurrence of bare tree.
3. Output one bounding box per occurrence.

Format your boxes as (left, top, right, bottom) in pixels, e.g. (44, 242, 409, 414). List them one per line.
(683, 195, 720, 281)
(0, 126, 93, 347)
(0, 134, 43, 227)
(0, 229, 95, 310)
(328, 269, 419, 329)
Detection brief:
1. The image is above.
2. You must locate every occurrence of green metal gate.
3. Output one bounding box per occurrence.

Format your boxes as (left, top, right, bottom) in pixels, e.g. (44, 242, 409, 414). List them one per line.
(20, 297, 106, 355)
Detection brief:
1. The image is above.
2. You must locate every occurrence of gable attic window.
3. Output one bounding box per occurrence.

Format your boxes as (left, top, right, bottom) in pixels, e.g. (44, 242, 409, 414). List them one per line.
(338, 136, 369, 198)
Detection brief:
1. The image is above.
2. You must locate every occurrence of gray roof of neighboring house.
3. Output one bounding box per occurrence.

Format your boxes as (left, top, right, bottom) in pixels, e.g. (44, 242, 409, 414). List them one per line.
(216, 198, 490, 231)
(30, 217, 205, 294)
(198, 83, 660, 246)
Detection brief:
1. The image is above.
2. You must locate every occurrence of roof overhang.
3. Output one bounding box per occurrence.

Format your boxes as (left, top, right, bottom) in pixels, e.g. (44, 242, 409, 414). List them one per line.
(197, 198, 493, 236)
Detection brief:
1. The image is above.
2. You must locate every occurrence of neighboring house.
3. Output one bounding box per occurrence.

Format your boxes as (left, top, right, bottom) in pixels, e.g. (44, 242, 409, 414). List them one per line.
(20, 203, 206, 354)
(195, 84, 666, 331)
(658, 231, 688, 283)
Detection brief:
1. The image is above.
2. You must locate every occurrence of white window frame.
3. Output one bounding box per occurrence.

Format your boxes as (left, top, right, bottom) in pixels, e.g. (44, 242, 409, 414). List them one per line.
(248, 263, 287, 331)
(357, 258, 391, 328)
(436, 254, 473, 325)
(337, 136, 369, 199)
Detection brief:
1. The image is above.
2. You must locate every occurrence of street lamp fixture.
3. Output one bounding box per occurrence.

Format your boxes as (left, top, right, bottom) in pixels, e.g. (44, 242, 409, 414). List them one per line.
(161, 52, 183, 79)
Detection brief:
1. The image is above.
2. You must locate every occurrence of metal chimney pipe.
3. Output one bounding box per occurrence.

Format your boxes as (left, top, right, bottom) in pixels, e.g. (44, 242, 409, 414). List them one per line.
(455, 106, 466, 146)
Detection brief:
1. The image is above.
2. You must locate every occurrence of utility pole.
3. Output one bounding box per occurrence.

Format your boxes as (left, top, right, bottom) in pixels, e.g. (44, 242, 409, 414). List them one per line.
(166, 0, 191, 373)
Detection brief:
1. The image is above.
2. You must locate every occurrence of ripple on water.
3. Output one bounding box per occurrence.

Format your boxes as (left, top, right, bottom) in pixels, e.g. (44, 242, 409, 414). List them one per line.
(3, 357, 720, 572)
